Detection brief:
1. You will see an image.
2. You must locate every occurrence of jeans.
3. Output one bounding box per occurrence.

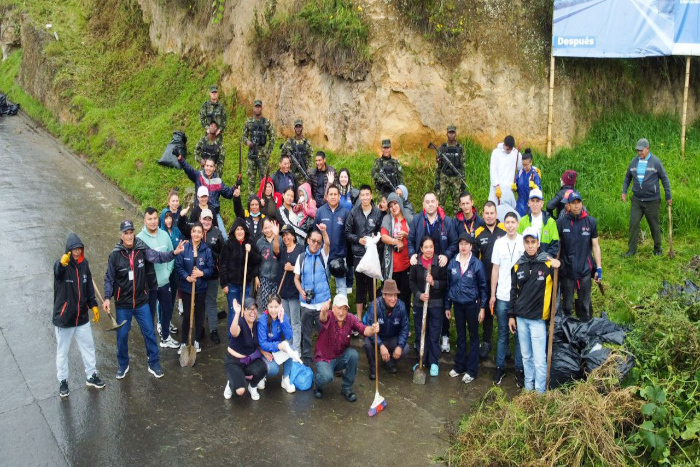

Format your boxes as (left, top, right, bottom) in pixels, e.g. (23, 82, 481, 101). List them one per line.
(560, 273, 592, 322)
(266, 357, 293, 378)
(55, 323, 97, 382)
(363, 335, 410, 373)
(454, 301, 480, 377)
(300, 306, 321, 366)
(149, 284, 173, 340)
(217, 213, 228, 241)
(205, 279, 219, 333)
(495, 299, 522, 371)
(333, 275, 347, 295)
(116, 303, 160, 368)
(283, 298, 302, 353)
(314, 347, 359, 391)
(226, 283, 252, 335)
(413, 304, 443, 366)
(628, 197, 661, 253)
(482, 280, 494, 346)
(516, 317, 547, 393)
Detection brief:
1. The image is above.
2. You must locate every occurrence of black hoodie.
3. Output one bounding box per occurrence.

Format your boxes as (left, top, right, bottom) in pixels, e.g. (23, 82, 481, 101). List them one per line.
(219, 217, 262, 288)
(53, 234, 98, 328)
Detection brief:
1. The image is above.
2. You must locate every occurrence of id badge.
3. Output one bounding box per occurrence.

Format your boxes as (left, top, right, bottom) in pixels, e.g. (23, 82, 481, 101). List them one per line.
(128, 270, 134, 281)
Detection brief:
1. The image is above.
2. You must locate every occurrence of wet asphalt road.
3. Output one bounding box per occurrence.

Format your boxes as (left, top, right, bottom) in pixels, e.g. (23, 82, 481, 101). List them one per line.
(0, 113, 518, 466)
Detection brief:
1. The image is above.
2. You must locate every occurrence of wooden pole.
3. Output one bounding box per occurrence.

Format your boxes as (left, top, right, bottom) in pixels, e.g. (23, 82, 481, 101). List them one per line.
(681, 56, 691, 158)
(546, 54, 556, 158)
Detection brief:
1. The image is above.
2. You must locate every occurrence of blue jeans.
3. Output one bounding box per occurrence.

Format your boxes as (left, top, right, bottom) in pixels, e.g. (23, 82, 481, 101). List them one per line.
(149, 284, 173, 340)
(314, 347, 359, 391)
(217, 213, 228, 241)
(226, 283, 252, 334)
(333, 275, 347, 295)
(266, 358, 293, 378)
(116, 303, 159, 368)
(495, 299, 522, 371)
(517, 317, 547, 393)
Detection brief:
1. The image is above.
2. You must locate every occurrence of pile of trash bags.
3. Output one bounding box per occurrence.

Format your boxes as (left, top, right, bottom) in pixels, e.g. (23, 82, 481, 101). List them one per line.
(549, 311, 634, 389)
(660, 279, 700, 305)
(0, 94, 20, 116)
(157, 131, 187, 169)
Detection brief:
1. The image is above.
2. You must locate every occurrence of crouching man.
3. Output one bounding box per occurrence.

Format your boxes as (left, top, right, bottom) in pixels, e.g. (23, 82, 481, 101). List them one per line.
(362, 279, 410, 380)
(313, 294, 379, 402)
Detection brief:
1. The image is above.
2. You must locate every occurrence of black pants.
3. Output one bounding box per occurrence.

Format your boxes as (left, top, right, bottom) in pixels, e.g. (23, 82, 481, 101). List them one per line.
(560, 273, 592, 322)
(354, 260, 373, 306)
(301, 306, 321, 366)
(180, 291, 206, 344)
(363, 335, 410, 372)
(482, 280, 494, 346)
(454, 301, 480, 376)
(628, 197, 661, 253)
(392, 269, 412, 316)
(224, 354, 267, 391)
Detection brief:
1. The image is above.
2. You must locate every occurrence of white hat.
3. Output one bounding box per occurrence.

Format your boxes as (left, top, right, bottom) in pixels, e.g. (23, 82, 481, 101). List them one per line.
(332, 294, 349, 308)
(522, 226, 540, 240)
(528, 188, 543, 200)
(200, 208, 213, 219)
(197, 186, 209, 197)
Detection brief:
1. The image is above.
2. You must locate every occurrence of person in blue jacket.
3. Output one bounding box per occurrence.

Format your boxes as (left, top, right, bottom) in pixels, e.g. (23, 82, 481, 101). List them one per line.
(445, 232, 488, 384)
(257, 294, 297, 394)
(174, 222, 214, 354)
(362, 279, 410, 380)
(512, 149, 541, 217)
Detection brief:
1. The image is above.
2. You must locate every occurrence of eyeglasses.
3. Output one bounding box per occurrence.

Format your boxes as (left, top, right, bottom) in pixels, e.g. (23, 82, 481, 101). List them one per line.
(308, 238, 322, 245)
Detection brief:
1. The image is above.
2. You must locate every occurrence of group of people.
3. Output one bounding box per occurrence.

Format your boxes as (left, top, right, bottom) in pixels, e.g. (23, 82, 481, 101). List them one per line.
(52, 87, 672, 402)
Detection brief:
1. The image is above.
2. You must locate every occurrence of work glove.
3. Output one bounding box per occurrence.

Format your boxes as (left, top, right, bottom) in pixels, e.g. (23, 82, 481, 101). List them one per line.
(596, 267, 603, 281)
(510, 183, 517, 191)
(60, 253, 71, 266)
(495, 186, 502, 200)
(529, 181, 538, 190)
(91, 306, 100, 323)
(535, 167, 542, 178)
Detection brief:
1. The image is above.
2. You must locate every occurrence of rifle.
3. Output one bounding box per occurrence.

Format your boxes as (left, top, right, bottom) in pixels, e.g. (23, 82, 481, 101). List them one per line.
(281, 142, 310, 181)
(378, 168, 398, 193)
(428, 141, 469, 191)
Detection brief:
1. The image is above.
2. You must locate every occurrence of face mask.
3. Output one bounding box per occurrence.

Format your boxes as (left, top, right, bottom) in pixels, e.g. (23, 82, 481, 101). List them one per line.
(298, 194, 305, 203)
(250, 211, 261, 218)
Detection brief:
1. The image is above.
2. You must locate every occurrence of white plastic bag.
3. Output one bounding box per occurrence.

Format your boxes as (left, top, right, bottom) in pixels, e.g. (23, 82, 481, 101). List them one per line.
(356, 233, 383, 280)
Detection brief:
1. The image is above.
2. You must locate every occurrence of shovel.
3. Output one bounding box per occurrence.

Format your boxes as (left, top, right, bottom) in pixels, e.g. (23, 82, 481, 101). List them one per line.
(546, 267, 560, 389)
(668, 204, 674, 258)
(368, 278, 387, 417)
(413, 266, 431, 385)
(180, 244, 198, 367)
(91, 278, 126, 331)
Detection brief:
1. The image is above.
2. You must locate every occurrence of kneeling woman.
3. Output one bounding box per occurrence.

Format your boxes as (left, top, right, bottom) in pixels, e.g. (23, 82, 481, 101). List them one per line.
(224, 298, 268, 400)
(257, 294, 296, 393)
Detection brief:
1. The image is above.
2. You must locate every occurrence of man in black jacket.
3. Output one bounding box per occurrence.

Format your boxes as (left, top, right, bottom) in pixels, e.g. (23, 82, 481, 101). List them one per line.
(621, 138, 672, 257)
(54, 233, 103, 398)
(103, 220, 185, 380)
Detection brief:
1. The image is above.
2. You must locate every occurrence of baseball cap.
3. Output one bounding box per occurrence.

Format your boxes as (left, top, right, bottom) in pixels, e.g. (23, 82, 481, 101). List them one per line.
(254, 99, 262, 106)
(529, 188, 543, 200)
(333, 294, 349, 308)
(635, 138, 649, 150)
(294, 119, 303, 126)
(120, 220, 135, 232)
(381, 139, 391, 148)
(522, 226, 539, 240)
(200, 208, 213, 219)
(197, 186, 209, 197)
(209, 85, 218, 93)
(280, 224, 295, 236)
(243, 297, 257, 310)
(458, 232, 476, 244)
(562, 189, 573, 204)
(568, 190, 582, 202)
(447, 124, 456, 132)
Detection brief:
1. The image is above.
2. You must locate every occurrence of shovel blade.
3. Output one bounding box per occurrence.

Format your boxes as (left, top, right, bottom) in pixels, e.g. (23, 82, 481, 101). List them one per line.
(413, 368, 426, 385)
(179, 345, 197, 367)
(107, 319, 127, 331)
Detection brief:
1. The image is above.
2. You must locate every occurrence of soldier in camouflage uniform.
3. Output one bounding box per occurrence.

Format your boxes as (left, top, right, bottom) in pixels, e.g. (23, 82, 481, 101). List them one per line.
(241, 99, 275, 197)
(371, 139, 404, 197)
(280, 118, 313, 184)
(435, 125, 465, 215)
(194, 119, 226, 176)
(199, 85, 228, 143)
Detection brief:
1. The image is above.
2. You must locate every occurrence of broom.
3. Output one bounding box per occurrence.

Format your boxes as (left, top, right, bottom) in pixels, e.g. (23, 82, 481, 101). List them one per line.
(368, 278, 386, 417)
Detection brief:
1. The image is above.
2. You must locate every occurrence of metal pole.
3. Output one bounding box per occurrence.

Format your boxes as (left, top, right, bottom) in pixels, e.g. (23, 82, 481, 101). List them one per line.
(546, 54, 555, 158)
(681, 56, 691, 158)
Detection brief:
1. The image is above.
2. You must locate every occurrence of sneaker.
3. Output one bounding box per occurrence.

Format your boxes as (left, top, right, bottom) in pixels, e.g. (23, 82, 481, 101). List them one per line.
(281, 376, 296, 394)
(621, 251, 636, 258)
(479, 342, 492, 360)
(116, 365, 129, 380)
(493, 368, 505, 385)
(346, 287, 352, 294)
(169, 322, 178, 334)
(449, 369, 463, 378)
(177, 343, 185, 355)
(178, 300, 184, 315)
(224, 381, 232, 400)
(86, 373, 106, 389)
(194, 341, 201, 353)
(148, 363, 164, 379)
(257, 377, 266, 390)
(653, 250, 663, 256)
(368, 369, 376, 380)
(351, 330, 359, 338)
(59, 380, 69, 398)
(313, 384, 323, 399)
(341, 388, 357, 402)
(210, 330, 221, 345)
(441, 336, 450, 353)
(160, 335, 179, 349)
(385, 361, 397, 374)
(430, 363, 439, 377)
(462, 373, 475, 384)
(248, 384, 260, 401)
(516, 370, 525, 389)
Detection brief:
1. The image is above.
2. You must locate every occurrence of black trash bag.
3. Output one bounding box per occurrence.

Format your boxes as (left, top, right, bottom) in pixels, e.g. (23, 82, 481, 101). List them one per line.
(551, 310, 569, 344)
(158, 131, 187, 169)
(582, 342, 635, 378)
(548, 343, 584, 389)
(0, 93, 20, 116)
(562, 312, 626, 350)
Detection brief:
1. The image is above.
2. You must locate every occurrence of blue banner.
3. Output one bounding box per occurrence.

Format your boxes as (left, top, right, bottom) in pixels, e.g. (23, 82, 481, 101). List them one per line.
(553, 0, 700, 57)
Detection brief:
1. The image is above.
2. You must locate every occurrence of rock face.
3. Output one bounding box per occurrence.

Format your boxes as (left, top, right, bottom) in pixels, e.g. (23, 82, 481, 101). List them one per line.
(0, 7, 21, 61)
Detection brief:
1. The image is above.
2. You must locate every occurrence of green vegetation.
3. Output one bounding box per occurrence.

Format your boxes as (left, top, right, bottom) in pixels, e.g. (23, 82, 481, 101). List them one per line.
(251, 0, 371, 80)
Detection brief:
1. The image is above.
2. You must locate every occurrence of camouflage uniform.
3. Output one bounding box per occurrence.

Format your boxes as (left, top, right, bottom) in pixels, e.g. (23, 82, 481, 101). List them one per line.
(281, 137, 313, 184)
(371, 150, 403, 197)
(199, 100, 228, 144)
(241, 115, 275, 197)
(435, 141, 465, 215)
(194, 136, 226, 176)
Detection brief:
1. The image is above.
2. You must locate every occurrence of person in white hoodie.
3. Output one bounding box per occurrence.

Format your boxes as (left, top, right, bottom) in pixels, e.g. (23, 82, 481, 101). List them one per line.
(489, 135, 522, 209)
